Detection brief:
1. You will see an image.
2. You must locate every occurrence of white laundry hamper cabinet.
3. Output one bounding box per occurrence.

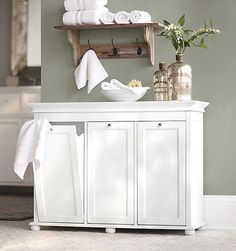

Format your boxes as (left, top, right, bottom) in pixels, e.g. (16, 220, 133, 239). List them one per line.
(30, 101, 208, 235)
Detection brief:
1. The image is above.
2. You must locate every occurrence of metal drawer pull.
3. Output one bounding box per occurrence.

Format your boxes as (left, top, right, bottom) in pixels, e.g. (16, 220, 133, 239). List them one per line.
(158, 123, 162, 127)
(107, 123, 112, 127)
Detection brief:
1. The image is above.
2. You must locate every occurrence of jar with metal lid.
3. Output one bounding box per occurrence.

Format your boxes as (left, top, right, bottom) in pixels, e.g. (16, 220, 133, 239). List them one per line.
(153, 62, 169, 101)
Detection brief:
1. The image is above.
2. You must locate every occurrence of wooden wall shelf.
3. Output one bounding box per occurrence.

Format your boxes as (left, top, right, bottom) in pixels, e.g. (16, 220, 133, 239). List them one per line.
(55, 23, 162, 66)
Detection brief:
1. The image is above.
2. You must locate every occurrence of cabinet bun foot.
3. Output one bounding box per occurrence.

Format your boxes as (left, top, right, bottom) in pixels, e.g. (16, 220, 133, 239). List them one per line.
(185, 229, 195, 236)
(31, 225, 41, 231)
(105, 228, 116, 234)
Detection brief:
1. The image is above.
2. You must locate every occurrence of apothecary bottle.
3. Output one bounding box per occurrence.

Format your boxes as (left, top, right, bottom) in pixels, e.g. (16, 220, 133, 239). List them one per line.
(153, 62, 169, 101)
(167, 54, 192, 101)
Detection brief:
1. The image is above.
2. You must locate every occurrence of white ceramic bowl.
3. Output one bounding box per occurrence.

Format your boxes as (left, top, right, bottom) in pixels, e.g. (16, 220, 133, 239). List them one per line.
(101, 88, 149, 102)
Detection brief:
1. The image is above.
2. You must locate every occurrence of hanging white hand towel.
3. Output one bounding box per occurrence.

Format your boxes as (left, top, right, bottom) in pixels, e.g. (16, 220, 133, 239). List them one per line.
(130, 10, 152, 23)
(14, 119, 52, 180)
(63, 8, 108, 25)
(100, 11, 115, 24)
(75, 50, 108, 93)
(114, 11, 130, 24)
(64, 0, 108, 11)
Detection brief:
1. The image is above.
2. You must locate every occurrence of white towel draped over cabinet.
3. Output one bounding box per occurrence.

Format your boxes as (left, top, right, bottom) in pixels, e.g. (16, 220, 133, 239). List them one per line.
(14, 119, 52, 180)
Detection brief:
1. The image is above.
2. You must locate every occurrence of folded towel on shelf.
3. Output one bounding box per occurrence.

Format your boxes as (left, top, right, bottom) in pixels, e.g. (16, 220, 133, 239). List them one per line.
(63, 7, 108, 25)
(100, 11, 115, 24)
(79, 7, 108, 24)
(130, 10, 152, 23)
(64, 0, 108, 11)
(14, 119, 52, 180)
(114, 11, 130, 24)
(75, 49, 108, 93)
(101, 79, 150, 95)
(63, 11, 78, 25)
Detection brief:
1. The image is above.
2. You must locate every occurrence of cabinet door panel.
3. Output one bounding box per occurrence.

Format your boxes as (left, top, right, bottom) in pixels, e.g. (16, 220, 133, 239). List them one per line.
(138, 122, 185, 225)
(34, 125, 83, 223)
(88, 122, 134, 225)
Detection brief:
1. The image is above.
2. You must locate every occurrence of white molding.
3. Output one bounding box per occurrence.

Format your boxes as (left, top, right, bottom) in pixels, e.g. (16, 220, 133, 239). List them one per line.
(30, 101, 209, 113)
(204, 195, 236, 229)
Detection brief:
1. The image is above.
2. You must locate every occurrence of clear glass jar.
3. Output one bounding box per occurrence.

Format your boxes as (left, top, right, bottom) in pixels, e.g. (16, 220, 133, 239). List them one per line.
(153, 62, 169, 101)
(167, 54, 192, 101)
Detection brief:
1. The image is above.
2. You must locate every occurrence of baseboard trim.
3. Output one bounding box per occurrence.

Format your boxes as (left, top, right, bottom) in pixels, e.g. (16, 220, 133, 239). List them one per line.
(204, 195, 236, 229)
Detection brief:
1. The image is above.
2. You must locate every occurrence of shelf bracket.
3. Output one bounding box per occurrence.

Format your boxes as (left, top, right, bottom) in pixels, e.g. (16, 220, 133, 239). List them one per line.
(67, 30, 81, 66)
(144, 26, 155, 66)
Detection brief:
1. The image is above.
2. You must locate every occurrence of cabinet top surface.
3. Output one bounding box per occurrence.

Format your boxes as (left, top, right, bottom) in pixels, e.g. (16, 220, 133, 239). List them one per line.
(30, 101, 209, 113)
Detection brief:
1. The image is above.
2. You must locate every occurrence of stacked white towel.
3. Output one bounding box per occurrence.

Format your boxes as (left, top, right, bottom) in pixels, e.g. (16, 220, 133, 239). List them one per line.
(63, 7, 108, 25)
(14, 119, 52, 180)
(64, 0, 108, 11)
(63, 0, 108, 25)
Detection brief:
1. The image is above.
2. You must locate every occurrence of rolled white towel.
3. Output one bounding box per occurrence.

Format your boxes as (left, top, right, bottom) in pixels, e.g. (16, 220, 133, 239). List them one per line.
(114, 11, 130, 24)
(64, 0, 108, 11)
(63, 11, 78, 25)
(110, 79, 130, 90)
(130, 10, 152, 23)
(101, 79, 151, 96)
(63, 8, 108, 25)
(100, 11, 115, 24)
(101, 82, 120, 90)
(110, 79, 150, 95)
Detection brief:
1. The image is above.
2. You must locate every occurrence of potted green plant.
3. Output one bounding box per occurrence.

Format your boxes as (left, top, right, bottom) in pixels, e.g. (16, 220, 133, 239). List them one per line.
(159, 15, 220, 101)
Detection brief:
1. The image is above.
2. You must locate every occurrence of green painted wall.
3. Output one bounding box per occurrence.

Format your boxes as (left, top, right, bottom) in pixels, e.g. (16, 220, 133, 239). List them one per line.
(41, 0, 236, 195)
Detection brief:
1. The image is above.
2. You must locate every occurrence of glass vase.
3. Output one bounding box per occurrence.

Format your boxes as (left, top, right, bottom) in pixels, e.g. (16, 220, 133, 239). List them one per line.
(153, 62, 169, 101)
(167, 54, 192, 101)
